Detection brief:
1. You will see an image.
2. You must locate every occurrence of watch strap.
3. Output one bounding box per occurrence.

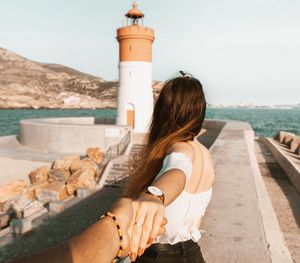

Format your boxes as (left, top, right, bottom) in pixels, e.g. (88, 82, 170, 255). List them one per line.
(142, 189, 165, 205)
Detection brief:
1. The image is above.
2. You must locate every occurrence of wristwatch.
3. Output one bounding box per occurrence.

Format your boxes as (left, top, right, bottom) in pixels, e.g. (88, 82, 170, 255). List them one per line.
(144, 186, 165, 205)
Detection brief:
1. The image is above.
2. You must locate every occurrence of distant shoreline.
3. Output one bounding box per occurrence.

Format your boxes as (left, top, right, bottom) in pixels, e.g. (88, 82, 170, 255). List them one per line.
(1, 107, 299, 110)
(0, 107, 118, 110)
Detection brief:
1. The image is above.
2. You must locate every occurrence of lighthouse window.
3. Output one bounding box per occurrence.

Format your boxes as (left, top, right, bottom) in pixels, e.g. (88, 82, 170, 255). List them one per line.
(129, 45, 132, 51)
(129, 71, 132, 77)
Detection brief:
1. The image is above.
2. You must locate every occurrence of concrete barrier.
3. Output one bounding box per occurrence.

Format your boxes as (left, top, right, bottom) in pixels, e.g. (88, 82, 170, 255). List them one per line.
(288, 138, 300, 153)
(260, 137, 300, 193)
(274, 131, 295, 143)
(10, 207, 48, 235)
(19, 118, 131, 154)
(283, 134, 294, 145)
(76, 188, 97, 198)
(0, 227, 10, 238)
(274, 131, 300, 155)
(295, 144, 300, 156)
(48, 196, 75, 213)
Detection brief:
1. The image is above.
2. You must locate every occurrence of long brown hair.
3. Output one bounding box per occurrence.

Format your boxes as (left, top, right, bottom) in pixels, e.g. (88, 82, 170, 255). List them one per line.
(125, 74, 206, 198)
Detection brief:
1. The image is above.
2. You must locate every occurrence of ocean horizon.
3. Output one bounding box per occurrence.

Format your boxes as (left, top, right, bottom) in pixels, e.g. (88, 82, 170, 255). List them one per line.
(0, 108, 299, 138)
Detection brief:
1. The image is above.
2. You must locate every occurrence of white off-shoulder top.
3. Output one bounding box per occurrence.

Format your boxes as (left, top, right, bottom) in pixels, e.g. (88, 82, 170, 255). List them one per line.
(154, 152, 212, 245)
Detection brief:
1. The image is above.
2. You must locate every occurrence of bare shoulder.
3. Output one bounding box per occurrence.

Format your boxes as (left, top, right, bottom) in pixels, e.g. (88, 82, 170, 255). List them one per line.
(195, 141, 215, 175)
(166, 142, 194, 161)
(195, 141, 214, 164)
(197, 141, 211, 155)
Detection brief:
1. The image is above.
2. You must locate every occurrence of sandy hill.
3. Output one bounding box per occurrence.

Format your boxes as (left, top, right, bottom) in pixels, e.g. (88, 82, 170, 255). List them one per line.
(0, 47, 120, 109)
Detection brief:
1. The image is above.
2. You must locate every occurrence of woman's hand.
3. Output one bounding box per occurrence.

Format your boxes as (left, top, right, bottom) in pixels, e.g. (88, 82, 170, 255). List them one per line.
(110, 197, 166, 259)
(130, 193, 165, 261)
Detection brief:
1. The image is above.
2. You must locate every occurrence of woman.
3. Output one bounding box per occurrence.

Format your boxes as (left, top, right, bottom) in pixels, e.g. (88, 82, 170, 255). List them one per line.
(126, 72, 215, 262)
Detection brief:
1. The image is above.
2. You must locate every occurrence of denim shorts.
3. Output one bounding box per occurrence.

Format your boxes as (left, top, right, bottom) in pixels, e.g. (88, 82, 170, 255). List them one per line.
(135, 239, 205, 263)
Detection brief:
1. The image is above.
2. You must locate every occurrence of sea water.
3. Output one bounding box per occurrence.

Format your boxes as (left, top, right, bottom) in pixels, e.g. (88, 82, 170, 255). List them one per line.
(0, 108, 299, 138)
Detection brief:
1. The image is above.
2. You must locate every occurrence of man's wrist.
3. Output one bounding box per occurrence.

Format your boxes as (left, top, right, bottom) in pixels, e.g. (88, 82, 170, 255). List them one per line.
(101, 217, 120, 246)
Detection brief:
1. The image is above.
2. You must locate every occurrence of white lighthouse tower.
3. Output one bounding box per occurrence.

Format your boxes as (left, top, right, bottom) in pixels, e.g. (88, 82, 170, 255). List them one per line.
(116, 1, 155, 132)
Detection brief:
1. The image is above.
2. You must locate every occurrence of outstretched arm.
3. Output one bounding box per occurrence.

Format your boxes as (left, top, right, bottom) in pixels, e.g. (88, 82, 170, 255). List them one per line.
(12, 198, 132, 263)
(129, 142, 194, 261)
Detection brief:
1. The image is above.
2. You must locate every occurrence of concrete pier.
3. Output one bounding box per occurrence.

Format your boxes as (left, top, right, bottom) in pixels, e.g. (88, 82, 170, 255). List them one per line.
(0, 119, 295, 262)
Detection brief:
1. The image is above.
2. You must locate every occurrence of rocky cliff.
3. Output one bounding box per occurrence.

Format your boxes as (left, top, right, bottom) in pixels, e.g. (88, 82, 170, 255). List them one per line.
(0, 48, 163, 109)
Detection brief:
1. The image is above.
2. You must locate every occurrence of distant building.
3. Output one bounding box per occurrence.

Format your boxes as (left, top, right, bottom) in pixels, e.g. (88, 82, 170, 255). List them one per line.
(273, 105, 295, 109)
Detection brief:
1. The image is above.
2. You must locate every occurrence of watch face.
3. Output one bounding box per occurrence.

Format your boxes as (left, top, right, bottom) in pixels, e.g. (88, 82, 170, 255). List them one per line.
(148, 186, 163, 196)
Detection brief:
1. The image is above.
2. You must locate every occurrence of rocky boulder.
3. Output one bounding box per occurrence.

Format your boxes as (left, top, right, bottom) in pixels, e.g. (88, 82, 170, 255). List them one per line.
(29, 166, 49, 184)
(66, 168, 96, 195)
(25, 182, 48, 201)
(86, 147, 104, 164)
(0, 180, 28, 212)
(52, 155, 80, 170)
(35, 182, 69, 203)
(70, 158, 98, 174)
(48, 169, 71, 182)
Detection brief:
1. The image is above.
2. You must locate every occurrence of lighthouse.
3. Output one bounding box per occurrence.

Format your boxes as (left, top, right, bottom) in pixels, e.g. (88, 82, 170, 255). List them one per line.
(116, 1, 155, 132)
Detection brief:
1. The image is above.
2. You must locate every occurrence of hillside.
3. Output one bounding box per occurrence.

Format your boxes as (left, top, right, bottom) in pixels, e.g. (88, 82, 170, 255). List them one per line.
(0, 48, 125, 109)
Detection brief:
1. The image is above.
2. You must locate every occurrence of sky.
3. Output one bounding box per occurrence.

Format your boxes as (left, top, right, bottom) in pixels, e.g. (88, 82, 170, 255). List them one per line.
(0, 0, 299, 106)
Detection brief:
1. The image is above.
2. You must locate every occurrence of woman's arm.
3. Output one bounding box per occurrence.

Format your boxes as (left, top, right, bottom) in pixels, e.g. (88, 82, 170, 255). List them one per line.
(129, 142, 194, 261)
(152, 141, 195, 204)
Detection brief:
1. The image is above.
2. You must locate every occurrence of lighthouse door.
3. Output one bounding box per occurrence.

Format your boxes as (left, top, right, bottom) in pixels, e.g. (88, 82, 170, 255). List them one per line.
(126, 103, 135, 128)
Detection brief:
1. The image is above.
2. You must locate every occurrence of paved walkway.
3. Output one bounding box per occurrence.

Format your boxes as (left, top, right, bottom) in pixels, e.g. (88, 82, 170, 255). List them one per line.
(255, 139, 300, 262)
(0, 136, 82, 185)
(199, 121, 292, 263)
(0, 136, 80, 162)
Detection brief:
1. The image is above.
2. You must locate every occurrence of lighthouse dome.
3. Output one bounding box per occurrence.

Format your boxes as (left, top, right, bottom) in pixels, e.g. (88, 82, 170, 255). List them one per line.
(125, 1, 144, 19)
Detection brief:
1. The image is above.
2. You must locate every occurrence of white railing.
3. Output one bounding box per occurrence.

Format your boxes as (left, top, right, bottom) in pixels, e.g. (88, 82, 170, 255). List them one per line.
(96, 132, 131, 181)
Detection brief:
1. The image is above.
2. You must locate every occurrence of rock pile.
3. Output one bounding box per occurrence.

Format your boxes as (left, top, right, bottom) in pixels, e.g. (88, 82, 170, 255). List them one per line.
(0, 147, 104, 231)
(274, 131, 300, 156)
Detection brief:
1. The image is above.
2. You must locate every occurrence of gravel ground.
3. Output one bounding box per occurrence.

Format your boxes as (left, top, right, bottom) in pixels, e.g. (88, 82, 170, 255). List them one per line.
(255, 140, 300, 262)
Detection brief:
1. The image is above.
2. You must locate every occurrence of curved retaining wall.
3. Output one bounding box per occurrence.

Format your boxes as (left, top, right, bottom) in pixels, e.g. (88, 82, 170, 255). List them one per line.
(19, 118, 131, 154)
